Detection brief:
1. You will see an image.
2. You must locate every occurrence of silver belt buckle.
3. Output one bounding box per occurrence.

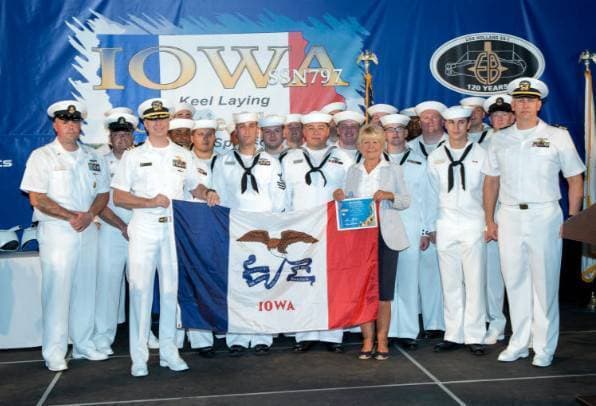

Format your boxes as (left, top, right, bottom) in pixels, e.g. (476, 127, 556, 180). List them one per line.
(158, 216, 170, 223)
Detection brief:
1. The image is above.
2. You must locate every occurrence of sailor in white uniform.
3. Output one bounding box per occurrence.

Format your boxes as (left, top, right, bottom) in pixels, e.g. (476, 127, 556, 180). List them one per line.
(211, 112, 286, 355)
(382, 114, 435, 350)
(367, 103, 398, 127)
(483, 78, 585, 367)
(460, 97, 490, 144)
(408, 101, 448, 338)
(427, 106, 488, 355)
(112, 98, 206, 377)
(334, 110, 365, 162)
(20, 100, 110, 371)
(93, 109, 137, 355)
(281, 111, 353, 353)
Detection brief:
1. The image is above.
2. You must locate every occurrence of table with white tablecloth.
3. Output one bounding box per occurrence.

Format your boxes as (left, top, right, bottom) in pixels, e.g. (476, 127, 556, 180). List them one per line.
(0, 251, 42, 349)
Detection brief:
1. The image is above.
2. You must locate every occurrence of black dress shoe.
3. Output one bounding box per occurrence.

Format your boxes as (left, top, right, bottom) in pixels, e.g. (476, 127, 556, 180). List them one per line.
(197, 346, 215, 358)
(254, 344, 271, 355)
(228, 345, 245, 357)
(293, 341, 314, 353)
(326, 343, 344, 353)
(433, 340, 462, 352)
(397, 338, 418, 350)
(467, 344, 486, 356)
(421, 330, 444, 340)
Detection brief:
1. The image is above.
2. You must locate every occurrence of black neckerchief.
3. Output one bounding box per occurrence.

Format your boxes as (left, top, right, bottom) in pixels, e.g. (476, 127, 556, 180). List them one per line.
(478, 130, 489, 144)
(399, 149, 411, 166)
(444, 143, 474, 192)
(302, 147, 335, 186)
(419, 139, 445, 158)
(210, 155, 218, 171)
(233, 151, 260, 193)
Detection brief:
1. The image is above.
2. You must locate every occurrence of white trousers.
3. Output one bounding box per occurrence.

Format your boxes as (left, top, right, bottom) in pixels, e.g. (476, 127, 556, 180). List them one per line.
(226, 333, 273, 348)
(418, 244, 445, 330)
(436, 223, 487, 344)
(127, 214, 180, 365)
(295, 329, 343, 344)
(486, 240, 506, 337)
(175, 305, 214, 348)
(389, 220, 422, 339)
(38, 221, 99, 363)
(93, 224, 127, 349)
(497, 203, 562, 358)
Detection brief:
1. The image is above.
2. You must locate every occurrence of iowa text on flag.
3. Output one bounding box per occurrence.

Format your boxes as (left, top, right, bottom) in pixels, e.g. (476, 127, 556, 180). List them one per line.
(173, 201, 379, 334)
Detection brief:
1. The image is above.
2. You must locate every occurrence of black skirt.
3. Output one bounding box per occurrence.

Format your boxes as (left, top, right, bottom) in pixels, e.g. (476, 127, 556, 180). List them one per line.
(378, 233, 399, 301)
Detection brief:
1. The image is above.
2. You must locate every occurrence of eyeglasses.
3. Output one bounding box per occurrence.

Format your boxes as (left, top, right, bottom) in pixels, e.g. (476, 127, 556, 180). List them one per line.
(383, 127, 406, 133)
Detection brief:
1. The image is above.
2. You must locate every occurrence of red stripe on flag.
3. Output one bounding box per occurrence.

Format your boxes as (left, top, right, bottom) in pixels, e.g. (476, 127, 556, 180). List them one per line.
(326, 201, 379, 329)
(288, 32, 345, 113)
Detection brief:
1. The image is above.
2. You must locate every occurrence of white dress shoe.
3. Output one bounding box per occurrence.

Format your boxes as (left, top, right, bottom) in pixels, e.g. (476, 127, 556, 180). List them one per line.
(72, 349, 109, 361)
(498, 348, 529, 362)
(532, 354, 553, 367)
(45, 360, 68, 372)
(131, 362, 149, 377)
(159, 355, 189, 372)
(148, 332, 160, 349)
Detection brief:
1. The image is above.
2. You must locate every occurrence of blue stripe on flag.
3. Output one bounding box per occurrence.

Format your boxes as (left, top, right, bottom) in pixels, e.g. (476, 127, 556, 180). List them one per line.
(174, 200, 230, 333)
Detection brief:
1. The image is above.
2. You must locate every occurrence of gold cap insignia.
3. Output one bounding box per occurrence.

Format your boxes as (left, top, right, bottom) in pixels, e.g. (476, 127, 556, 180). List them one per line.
(519, 80, 531, 91)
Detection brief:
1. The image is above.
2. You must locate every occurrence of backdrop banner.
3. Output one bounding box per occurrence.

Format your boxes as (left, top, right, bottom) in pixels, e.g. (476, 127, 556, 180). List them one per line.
(1, 0, 595, 229)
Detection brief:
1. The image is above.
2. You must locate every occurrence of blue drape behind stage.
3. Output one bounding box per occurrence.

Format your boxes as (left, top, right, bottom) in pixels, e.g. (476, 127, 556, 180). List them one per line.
(1, 0, 594, 228)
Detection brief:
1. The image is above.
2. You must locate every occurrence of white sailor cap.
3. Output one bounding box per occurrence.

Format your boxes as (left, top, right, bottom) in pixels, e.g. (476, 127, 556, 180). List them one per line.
(259, 114, 285, 128)
(400, 107, 417, 117)
(301, 111, 333, 125)
(285, 113, 303, 124)
(507, 77, 549, 99)
(47, 100, 87, 121)
(169, 118, 194, 130)
(483, 94, 513, 114)
(415, 101, 447, 116)
(193, 119, 218, 130)
(215, 118, 227, 131)
(0, 226, 20, 252)
(367, 103, 398, 116)
(460, 97, 486, 109)
(334, 110, 365, 125)
(441, 106, 472, 120)
(380, 113, 410, 127)
(321, 101, 347, 114)
(137, 98, 172, 120)
(105, 112, 139, 131)
(173, 102, 196, 116)
(104, 107, 133, 117)
(233, 111, 259, 125)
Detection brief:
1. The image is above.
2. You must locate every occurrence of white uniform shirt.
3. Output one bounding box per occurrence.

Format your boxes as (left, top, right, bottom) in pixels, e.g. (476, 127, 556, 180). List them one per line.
(388, 149, 434, 234)
(102, 151, 132, 224)
(212, 149, 285, 212)
(187, 152, 218, 202)
(337, 146, 359, 162)
(408, 133, 448, 160)
(111, 140, 200, 216)
(482, 119, 585, 205)
(282, 146, 353, 211)
(427, 141, 486, 230)
(20, 139, 110, 222)
(468, 123, 491, 144)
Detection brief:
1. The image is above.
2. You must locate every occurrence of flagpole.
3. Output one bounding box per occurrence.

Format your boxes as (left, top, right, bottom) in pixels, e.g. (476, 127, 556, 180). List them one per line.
(579, 50, 596, 311)
(357, 50, 378, 124)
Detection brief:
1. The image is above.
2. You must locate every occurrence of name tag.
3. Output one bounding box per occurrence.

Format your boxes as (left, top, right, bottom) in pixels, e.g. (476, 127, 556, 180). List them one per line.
(88, 160, 101, 172)
(225, 160, 235, 165)
(140, 162, 152, 167)
(532, 138, 550, 148)
(434, 159, 445, 164)
(407, 159, 422, 165)
(197, 168, 208, 176)
(293, 159, 304, 164)
(328, 157, 343, 165)
(172, 158, 187, 169)
(258, 159, 271, 166)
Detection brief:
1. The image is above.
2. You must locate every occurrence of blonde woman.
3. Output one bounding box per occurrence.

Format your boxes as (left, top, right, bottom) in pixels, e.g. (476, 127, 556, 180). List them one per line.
(333, 124, 410, 360)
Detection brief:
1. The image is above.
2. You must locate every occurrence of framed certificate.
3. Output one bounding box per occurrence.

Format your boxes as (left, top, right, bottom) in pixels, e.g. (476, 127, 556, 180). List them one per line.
(335, 197, 378, 231)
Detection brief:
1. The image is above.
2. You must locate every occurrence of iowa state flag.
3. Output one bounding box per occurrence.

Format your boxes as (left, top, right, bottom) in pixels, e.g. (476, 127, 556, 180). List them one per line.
(173, 200, 379, 334)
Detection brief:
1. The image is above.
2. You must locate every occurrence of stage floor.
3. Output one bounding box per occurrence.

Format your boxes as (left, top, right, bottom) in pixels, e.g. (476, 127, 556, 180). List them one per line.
(2, 304, 595, 406)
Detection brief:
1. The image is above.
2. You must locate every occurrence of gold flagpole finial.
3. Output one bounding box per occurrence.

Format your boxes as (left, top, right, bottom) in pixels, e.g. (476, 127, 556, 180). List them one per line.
(357, 50, 379, 120)
(579, 50, 596, 71)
